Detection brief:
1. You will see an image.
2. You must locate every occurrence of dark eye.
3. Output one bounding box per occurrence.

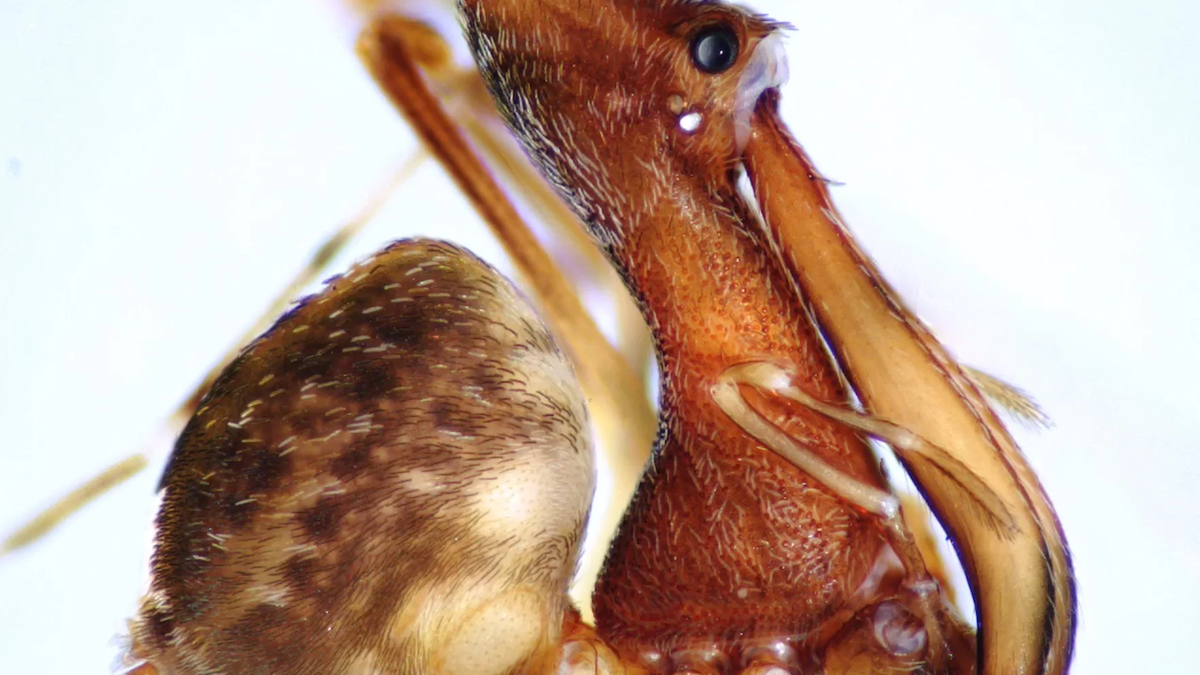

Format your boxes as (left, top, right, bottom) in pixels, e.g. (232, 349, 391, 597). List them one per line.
(690, 25, 740, 74)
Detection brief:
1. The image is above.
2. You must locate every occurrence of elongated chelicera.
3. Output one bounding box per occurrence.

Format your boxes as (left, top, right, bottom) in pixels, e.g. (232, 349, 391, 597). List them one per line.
(457, 1, 1076, 673)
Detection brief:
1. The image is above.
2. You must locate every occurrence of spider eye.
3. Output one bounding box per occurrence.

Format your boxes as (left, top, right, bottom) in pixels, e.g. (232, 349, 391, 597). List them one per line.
(690, 25, 740, 74)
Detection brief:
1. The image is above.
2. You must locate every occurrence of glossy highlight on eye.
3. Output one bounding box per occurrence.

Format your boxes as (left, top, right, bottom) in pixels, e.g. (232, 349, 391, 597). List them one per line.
(690, 24, 740, 73)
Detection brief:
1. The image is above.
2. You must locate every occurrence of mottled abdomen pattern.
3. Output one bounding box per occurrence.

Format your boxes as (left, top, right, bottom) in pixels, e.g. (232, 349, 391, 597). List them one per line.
(129, 240, 594, 675)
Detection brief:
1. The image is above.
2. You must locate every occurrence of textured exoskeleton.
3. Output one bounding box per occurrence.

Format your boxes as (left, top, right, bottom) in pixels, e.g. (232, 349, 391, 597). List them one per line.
(116, 1, 1077, 674)
(128, 240, 594, 675)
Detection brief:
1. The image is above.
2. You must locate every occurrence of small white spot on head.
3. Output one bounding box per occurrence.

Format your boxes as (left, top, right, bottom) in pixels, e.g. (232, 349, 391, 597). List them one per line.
(679, 111, 702, 133)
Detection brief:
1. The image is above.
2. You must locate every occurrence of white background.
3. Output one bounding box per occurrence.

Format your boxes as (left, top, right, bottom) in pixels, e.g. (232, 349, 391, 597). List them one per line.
(1, 0, 1197, 673)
